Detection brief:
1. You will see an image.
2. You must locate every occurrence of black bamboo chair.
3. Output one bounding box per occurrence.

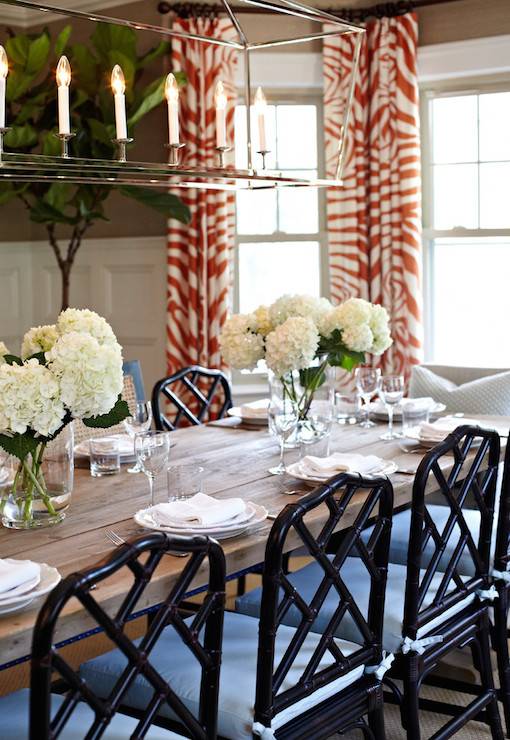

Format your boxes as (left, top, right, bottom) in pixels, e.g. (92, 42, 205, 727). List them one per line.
(151, 365, 233, 431)
(79, 473, 393, 739)
(237, 425, 504, 738)
(0, 532, 225, 739)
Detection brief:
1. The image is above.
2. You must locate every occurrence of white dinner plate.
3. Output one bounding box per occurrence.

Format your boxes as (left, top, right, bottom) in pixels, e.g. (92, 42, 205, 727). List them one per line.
(227, 408, 268, 426)
(138, 502, 259, 532)
(286, 460, 398, 486)
(0, 563, 61, 614)
(74, 434, 176, 462)
(134, 502, 268, 540)
(366, 401, 446, 421)
(0, 571, 41, 602)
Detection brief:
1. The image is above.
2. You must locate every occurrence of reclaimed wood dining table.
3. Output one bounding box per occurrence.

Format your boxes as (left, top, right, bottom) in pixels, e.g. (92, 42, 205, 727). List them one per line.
(0, 413, 508, 669)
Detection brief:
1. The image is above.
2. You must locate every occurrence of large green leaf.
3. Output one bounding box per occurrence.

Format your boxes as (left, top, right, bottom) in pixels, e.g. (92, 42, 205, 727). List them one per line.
(6, 69, 35, 102)
(107, 50, 135, 94)
(44, 182, 74, 212)
(54, 25, 72, 58)
(41, 131, 62, 156)
(119, 186, 191, 224)
(30, 200, 77, 225)
(0, 433, 40, 462)
(92, 23, 136, 61)
(5, 35, 30, 65)
(128, 76, 165, 127)
(26, 33, 51, 75)
(71, 43, 98, 96)
(4, 124, 38, 148)
(0, 184, 20, 206)
(138, 41, 171, 69)
(82, 397, 130, 428)
(87, 118, 112, 146)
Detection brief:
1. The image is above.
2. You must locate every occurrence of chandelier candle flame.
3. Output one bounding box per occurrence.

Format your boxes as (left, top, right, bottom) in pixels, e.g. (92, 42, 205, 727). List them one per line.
(56, 56, 71, 136)
(0, 0, 364, 189)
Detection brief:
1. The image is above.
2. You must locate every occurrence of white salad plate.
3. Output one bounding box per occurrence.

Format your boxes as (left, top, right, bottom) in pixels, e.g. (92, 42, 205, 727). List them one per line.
(286, 460, 398, 486)
(0, 563, 61, 615)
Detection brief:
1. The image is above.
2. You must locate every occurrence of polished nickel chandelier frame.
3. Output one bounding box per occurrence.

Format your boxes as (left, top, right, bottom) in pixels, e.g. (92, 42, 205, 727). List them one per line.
(0, 0, 364, 190)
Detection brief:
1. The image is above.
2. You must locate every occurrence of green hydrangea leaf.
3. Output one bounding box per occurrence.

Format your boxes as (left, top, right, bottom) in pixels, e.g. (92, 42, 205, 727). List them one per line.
(82, 397, 130, 428)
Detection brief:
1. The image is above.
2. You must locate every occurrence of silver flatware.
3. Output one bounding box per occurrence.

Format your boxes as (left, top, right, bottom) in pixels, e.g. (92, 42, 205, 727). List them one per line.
(105, 529, 189, 557)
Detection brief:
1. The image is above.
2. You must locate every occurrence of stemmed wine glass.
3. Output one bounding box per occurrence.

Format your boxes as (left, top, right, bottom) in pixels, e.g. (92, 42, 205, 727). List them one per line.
(268, 401, 298, 476)
(123, 401, 153, 473)
(379, 375, 405, 440)
(354, 367, 381, 428)
(135, 431, 171, 507)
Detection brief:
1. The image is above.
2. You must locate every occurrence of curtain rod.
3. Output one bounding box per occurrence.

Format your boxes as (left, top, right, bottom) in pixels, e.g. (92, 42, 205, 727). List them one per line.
(157, 0, 465, 22)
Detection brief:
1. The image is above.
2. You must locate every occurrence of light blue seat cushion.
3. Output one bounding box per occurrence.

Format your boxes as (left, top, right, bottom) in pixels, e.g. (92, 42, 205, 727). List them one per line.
(236, 557, 473, 654)
(0, 688, 181, 739)
(409, 365, 510, 415)
(362, 504, 482, 577)
(79, 611, 364, 740)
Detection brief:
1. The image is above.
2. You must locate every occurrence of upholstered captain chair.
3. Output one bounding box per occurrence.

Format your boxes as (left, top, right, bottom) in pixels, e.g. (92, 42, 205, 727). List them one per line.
(237, 426, 504, 738)
(79, 473, 394, 739)
(0, 532, 225, 739)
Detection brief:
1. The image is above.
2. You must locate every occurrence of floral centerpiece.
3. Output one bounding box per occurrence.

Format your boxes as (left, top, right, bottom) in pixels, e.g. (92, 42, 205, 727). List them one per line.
(0, 309, 129, 529)
(220, 295, 392, 435)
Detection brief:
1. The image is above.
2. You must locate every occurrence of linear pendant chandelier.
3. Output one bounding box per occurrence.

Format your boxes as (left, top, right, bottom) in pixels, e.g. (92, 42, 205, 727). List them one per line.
(0, 0, 364, 190)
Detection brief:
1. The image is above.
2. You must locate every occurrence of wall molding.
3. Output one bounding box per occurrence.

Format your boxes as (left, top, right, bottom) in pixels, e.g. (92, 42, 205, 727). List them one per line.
(418, 34, 510, 82)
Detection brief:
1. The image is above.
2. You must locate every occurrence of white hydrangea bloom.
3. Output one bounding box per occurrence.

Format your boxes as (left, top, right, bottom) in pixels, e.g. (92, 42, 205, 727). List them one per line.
(252, 305, 273, 337)
(57, 308, 117, 347)
(269, 294, 332, 329)
(341, 323, 374, 353)
(372, 330, 393, 356)
(0, 342, 9, 364)
(46, 332, 123, 419)
(265, 317, 319, 377)
(0, 359, 65, 437)
(219, 314, 264, 370)
(369, 304, 393, 355)
(21, 324, 58, 359)
(321, 297, 373, 338)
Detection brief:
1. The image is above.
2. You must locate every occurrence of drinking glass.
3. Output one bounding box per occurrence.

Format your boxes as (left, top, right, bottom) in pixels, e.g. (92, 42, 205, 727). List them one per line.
(335, 392, 360, 425)
(379, 375, 405, 440)
(354, 367, 381, 428)
(401, 403, 430, 437)
(135, 431, 171, 506)
(89, 437, 121, 477)
(168, 464, 204, 502)
(268, 403, 298, 475)
(123, 401, 153, 474)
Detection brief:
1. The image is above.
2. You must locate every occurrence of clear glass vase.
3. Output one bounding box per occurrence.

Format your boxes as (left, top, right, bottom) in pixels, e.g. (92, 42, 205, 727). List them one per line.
(268, 359, 334, 449)
(1, 425, 74, 530)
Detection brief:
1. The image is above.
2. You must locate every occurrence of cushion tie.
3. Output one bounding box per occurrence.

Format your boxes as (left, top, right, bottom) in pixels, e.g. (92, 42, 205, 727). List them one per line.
(491, 568, 510, 584)
(365, 652, 394, 680)
(401, 635, 443, 655)
(476, 585, 499, 601)
(253, 721, 275, 739)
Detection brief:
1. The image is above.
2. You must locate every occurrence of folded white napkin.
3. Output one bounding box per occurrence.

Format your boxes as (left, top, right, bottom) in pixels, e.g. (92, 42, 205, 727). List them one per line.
(418, 416, 489, 440)
(150, 492, 247, 528)
(75, 434, 134, 457)
(400, 397, 436, 409)
(240, 399, 269, 419)
(301, 453, 383, 477)
(0, 558, 40, 595)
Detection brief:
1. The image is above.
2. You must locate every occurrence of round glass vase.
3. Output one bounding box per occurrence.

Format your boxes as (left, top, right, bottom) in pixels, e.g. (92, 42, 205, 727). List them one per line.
(268, 360, 335, 449)
(1, 425, 74, 530)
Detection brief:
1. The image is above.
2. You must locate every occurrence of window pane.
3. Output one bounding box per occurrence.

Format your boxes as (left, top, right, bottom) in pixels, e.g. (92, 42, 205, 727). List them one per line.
(432, 96, 478, 164)
(276, 105, 317, 169)
(236, 190, 277, 234)
(479, 92, 510, 162)
(235, 105, 277, 170)
(431, 237, 510, 366)
(433, 164, 478, 229)
(480, 162, 510, 229)
(278, 170, 319, 233)
(238, 241, 320, 313)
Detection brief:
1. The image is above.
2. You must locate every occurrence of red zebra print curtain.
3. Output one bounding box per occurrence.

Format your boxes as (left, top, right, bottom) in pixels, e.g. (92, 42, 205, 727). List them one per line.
(167, 18, 237, 375)
(323, 12, 423, 380)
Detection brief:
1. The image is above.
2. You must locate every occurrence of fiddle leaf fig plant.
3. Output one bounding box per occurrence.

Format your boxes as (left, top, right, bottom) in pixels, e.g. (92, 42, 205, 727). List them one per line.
(0, 23, 190, 310)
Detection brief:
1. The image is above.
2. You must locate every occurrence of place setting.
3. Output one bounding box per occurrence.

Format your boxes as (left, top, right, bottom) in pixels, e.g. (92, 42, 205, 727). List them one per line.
(0, 558, 61, 616)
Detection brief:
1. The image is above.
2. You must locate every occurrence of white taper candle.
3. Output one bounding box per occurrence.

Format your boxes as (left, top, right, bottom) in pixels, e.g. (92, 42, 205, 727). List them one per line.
(165, 73, 179, 146)
(56, 56, 71, 135)
(254, 86, 268, 152)
(215, 80, 227, 149)
(0, 46, 8, 129)
(111, 64, 127, 140)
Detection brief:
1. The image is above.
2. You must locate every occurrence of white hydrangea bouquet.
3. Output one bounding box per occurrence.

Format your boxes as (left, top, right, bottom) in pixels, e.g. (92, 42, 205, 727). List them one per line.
(0, 308, 129, 527)
(220, 294, 392, 423)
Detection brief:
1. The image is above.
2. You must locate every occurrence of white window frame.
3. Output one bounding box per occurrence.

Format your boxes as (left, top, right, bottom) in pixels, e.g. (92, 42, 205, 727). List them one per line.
(232, 91, 329, 398)
(419, 38, 510, 363)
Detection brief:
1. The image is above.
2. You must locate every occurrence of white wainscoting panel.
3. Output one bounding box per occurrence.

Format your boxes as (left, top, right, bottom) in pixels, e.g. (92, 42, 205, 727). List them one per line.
(0, 236, 168, 397)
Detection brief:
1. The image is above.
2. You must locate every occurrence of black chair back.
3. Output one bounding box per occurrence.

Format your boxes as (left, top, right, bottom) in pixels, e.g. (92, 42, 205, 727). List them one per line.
(403, 425, 500, 639)
(494, 438, 510, 575)
(30, 533, 225, 740)
(253, 473, 393, 730)
(152, 365, 233, 431)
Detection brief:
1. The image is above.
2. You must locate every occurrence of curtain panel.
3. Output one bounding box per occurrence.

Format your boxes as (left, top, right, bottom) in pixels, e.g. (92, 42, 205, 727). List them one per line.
(167, 17, 237, 376)
(323, 13, 423, 379)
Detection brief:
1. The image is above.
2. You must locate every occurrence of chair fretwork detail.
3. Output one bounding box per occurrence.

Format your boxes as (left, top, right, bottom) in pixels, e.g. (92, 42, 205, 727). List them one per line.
(152, 365, 232, 431)
(254, 473, 394, 730)
(29, 533, 225, 740)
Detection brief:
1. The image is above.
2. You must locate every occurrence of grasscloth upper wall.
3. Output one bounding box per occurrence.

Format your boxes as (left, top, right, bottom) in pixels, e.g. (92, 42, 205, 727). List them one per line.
(0, 0, 509, 241)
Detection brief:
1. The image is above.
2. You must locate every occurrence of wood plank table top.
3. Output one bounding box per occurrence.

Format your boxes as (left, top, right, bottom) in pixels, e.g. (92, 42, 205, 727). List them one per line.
(0, 414, 508, 667)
